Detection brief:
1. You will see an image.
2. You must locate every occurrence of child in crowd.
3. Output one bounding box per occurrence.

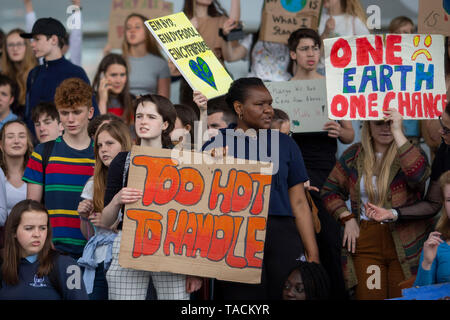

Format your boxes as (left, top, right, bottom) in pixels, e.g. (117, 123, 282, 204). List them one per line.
(101, 94, 202, 300)
(120, 13, 170, 98)
(0, 75, 18, 129)
(23, 78, 95, 260)
(282, 261, 331, 300)
(0, 120, 33, 214)
(414, 170, 450, 286)
(0, 199, 88, 300)
(92, 53, 134, 125)
(271, 108, 291, 135)
(77, 120, 132, 300)
(31, 102, 63, 144)
(20, 17, 98, 138)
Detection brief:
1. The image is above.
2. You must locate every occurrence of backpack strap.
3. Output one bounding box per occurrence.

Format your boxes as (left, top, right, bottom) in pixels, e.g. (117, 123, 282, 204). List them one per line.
(41, 140, 56, 204)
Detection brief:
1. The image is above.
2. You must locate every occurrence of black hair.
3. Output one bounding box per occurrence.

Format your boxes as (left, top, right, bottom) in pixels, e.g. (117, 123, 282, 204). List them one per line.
(207, 95, 237, 126)
(174, 104, 198, 146)
(287, 28, 322, 76)
(44, 34, 65, 50)
(285, 262, 331, 300)
(31, 102, 60, 123)
(87, 113, 123, 138)
(272, 108, 290, 122)
(0, 74, 16, 98)
(225, 77, 267, 114)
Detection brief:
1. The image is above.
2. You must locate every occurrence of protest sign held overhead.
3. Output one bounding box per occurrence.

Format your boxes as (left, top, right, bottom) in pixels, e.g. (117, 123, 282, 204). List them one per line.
(107, 0, 173, 49)
(119, 146, 273, 284)
(418, 0, 450, 37)
(324, 34, 448, 120)
(145, 12, 233, 99)
(259, 0, 323, 44)
(265, 79, 328, 133)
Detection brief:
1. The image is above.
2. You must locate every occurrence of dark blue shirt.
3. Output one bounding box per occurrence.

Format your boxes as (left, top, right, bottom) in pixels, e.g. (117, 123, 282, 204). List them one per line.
(202, 125, 309, 217)
(0, 254, 88, 300)
(25, 56, 99, 138)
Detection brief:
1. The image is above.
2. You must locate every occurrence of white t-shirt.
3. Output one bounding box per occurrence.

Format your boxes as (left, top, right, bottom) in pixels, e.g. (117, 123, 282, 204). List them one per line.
(240, 34, 291, 82)
(318, 12, 370, 38)
(359, 153, 383, 221)
(6, 180, 27, 215)
(0, 168, 7, 226)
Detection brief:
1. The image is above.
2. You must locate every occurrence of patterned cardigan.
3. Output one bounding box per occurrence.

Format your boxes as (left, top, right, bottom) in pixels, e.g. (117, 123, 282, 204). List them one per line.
(320, 141, 434, 290)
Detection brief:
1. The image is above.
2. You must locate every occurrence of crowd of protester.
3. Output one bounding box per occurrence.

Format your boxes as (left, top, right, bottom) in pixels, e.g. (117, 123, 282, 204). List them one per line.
(0, 0, 449, 300)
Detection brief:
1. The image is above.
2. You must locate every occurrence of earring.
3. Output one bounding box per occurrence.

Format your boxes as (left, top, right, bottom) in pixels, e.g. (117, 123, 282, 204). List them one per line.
(238, 113, 243, 120)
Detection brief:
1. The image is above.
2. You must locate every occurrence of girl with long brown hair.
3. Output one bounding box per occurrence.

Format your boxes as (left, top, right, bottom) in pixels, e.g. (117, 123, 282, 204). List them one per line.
(121, 13, 170, 98)
(0, 199, 88, 299)
(77, 120, 132, 300)
(0, 28, 38, 117)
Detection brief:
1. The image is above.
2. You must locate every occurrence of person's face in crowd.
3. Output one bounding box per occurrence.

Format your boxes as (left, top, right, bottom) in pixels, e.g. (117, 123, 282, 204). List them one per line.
(126, 16, 146, 46)
(97, 130, 123, 167)
(291, 38, 320, 72)
(207, 112, 227, 137)
(444, 184, 450, 220)
(369, 120, 394, 147)
(135, 101, 168, 141)
(30, 34, 56, 59)
(170, 117, 189, 145)
(6, 32, 26, 62)
(0, 84, 14, 116)
(105, 63, 127, 95)
(271, 120, 291, 135)
(196, 0, 213, 6)
(282, 269, 306, 300)
(234, 86, 274, 130)
(58, 105, 94, 138)
(439, 111, 450, 145)
(1, 122, 28, 158)
(394, 23, 414, 34)
(16, 210, 48, 257)
(34, 113, 63, 143)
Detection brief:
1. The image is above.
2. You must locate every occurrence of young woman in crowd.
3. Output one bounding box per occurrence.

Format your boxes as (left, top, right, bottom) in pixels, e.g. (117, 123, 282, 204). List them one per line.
(92, 54, 134, 125)
(121, 13, 170, 98)
(282, 261, 331, 300)
(100, 94, 202, 300)
(202, 77, 320, 299)
(321, 109, 433, 300)
(0, 28, 37, 117)
(413, 170, 450, 286)
(77, 120, 132, 300)
(0, 199, 88, 299)
(0, 120, 33, 214)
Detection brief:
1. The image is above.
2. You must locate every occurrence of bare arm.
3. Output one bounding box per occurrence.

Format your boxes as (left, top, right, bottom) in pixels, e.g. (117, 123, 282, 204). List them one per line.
(27, 183, 43, 202)
(157, 78, 171, 99)
(289, 183, 320, 263)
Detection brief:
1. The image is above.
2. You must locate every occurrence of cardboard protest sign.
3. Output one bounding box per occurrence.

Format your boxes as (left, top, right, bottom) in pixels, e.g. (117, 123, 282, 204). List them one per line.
(418, 0, 450, 37)
(119, 146, 273, 284)
(265, 79, 328, 133)
(259, 0, 323, 44)
(107, 0, 173, 49)
(145, 12, 233, 99)
(324, 34, 448, 120)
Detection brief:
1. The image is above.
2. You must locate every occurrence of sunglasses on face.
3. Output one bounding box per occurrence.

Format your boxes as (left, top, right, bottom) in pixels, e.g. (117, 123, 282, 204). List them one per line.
(439, 115, 450, 135)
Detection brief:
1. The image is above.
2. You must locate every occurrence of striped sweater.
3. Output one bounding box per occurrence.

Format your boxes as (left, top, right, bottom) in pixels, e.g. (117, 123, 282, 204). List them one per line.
(23, 136, 95, 258)
(321, 141, 433, 289)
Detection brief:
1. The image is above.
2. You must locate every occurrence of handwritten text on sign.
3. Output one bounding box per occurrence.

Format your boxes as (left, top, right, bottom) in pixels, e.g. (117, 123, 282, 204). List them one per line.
(119, 146, 272, 284)
(324, 34, 447, 120)
(265, 79, 328, 133)
(145, 12, 233, 99)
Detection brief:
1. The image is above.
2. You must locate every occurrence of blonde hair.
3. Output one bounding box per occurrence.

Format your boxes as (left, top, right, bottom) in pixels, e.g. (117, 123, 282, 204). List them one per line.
(436, 170, 450, 240)
(360, 121, 398, 206)
(0, 29, 38, 106)
(92, 121, 132, 212)
(341, 0, 368, 29)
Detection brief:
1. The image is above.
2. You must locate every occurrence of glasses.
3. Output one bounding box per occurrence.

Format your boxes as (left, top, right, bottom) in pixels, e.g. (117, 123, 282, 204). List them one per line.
(7, 42, 25, 49)
(439, 115, 450, 135)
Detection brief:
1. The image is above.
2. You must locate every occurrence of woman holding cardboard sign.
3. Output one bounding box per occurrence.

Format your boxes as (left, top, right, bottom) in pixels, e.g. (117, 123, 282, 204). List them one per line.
(101, 94, 202, 300)
(202, 77, 320, 300)
(320, 109, 433, 300)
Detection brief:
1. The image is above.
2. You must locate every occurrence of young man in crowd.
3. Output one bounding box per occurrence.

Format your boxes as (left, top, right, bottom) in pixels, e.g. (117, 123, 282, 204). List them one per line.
(287, 28, 354, 299)
(32, 102, 63, 143)
(0, 75, 18, 130)
(23, 78, 95, 259)
(20, 17, 98, 139)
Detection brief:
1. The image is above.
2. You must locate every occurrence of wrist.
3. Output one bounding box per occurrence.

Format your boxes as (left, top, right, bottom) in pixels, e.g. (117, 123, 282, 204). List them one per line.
(390, 208, 399, 222)
(340, 213, 356, 225)
(421, 260, 432, 270)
